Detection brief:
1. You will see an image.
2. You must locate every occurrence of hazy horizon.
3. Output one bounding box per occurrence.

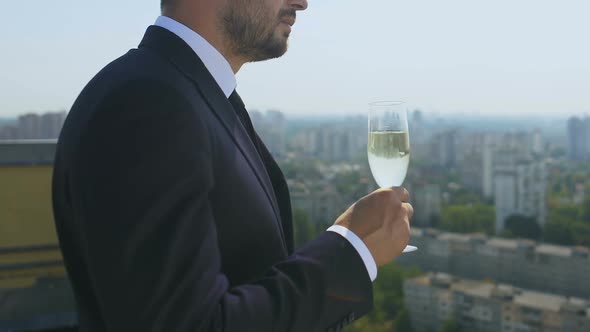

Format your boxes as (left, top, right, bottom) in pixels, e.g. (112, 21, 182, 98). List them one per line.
(1, 0, 589, 117)
(0, 109, 586, 121)
(1, 110, 581, 123)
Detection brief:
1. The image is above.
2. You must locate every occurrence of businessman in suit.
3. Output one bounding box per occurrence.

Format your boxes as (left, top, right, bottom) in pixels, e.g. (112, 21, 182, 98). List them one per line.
(52, 0, 413, 331)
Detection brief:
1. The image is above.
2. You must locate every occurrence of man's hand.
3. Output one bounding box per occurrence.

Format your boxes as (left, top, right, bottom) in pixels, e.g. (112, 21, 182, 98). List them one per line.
(334, 187, 413, 267)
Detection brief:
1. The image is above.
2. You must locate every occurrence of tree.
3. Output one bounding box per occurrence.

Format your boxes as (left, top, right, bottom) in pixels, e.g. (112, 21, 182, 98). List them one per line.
(551, 205, 581, 221)
(447, 188, 484, 205)
(292, 209, 314, 248)
(544, 220, 574, 245)
(542, 164, 590, 246)
(544, 204, 590, 246)
(440, 204, 495, 235)
(572, 222, 590, 246)
(581, 195, 590, 223)
(441, 318, 459, 332)
(345, 319, 390, 332)
(392, 308, 413, 332)
(549, 147, 566, 159)
(499, 229, 515, 238)
(345, 264, 421, 332)
(504, 214, 542, 240)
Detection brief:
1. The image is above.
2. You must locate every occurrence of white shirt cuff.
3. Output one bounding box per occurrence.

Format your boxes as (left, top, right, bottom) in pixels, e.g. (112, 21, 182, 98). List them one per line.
(326, 225, 378, 282)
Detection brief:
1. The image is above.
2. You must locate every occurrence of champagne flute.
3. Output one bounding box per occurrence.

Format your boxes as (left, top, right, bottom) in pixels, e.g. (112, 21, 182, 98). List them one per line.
(368, 101, 417, 253)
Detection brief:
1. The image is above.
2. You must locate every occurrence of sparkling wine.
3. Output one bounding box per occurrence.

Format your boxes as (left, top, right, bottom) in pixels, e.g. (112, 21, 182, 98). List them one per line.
(368, 131, 410, 187)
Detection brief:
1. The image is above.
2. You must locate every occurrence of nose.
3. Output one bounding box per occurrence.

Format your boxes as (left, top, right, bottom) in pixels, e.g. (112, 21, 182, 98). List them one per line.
(288, 0, 308, 11)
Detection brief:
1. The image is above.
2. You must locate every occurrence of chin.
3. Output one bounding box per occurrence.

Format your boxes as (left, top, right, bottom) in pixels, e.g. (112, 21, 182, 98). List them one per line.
(252, 44, 288, 62)
(249, 33, 289, 62)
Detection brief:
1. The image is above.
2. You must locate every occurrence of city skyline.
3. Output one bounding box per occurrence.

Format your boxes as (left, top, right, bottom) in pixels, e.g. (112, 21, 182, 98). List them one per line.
(0, 111, 66, 140)
(2, 108, 588, 330)
(2, 0, 590, 117)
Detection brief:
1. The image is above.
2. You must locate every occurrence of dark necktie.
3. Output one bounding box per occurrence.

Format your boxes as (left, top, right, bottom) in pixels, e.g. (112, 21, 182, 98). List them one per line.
(228, 90, 260, 153)
(227, 90, 294, 252)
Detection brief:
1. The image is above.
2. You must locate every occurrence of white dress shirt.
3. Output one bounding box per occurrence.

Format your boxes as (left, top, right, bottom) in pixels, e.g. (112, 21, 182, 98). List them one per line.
(155, 16, 236, 98)
(154, 16, 378, 282)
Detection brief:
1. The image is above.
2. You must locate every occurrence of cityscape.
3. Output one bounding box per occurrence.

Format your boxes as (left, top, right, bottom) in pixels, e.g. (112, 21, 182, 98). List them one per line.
(2, 0, 589, 330)
(0, 112, 66, 141)
(0, 109, 589, 331)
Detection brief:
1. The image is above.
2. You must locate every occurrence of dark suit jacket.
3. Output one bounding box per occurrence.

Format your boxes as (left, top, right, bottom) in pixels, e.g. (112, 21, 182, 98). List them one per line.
(52, 26, 372, 332)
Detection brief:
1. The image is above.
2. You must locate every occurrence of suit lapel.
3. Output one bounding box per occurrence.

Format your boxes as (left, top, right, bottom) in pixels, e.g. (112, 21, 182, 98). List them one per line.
(138, 26, 287, 250)
(255, 134, 294, 254)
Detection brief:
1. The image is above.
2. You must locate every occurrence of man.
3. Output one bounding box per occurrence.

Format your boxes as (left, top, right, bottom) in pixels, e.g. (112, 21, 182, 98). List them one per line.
(52, 0, 413, 331)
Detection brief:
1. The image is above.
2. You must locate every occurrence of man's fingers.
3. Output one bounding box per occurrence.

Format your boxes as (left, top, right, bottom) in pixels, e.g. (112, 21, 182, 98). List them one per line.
(403, 202, 414, 220)
(391, 187, 410, 202)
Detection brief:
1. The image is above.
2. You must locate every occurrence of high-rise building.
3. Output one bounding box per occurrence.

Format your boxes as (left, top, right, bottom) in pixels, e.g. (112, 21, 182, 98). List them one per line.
(410, 184, 442, 227)
(9, 111, 67, 140)
(327, 129, 361, 162)
(264, 110, 286, 157)
(502, 131, 532, 156)
(482, 135, 496, 199)
(412, 109, 424, 124)
(40, 111, 67, 139)
(250, 110, 287, 157)
(567, 116, 590, 161)
(531, 128, 544, 156)
(494, 170, 518, 233)
(288, 180, 343, 223)
(404, 273, 590, 332)
(493, 148, 546, 233)
(430, 130, 457, 168)
(18, 113, 41, 139)
(291, 129, 315, 155)
(291, 125, 365, 162)
(409, 109, 427, 144)
(0, 125, 19, 139)
(249, 110, 264, 126)
(516, 161, 547, 225)
(459, 150, 483, 193)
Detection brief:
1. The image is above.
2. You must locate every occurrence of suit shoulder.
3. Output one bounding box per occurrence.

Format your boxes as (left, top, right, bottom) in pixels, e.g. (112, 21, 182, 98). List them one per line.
(58, 48, 209, 159)
(68, 46, 207, 125)
(82, 48, 190, 99)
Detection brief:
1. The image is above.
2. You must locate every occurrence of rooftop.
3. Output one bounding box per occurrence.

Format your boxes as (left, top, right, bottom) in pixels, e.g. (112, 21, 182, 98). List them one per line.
(452, 280, 495, 298)
(412, 227, 589, 259)
(409, 273, 590, 317)
(0, 140, 56, 166)
(487, 238, 520, 250)
(0, 139, 58, 145)
(514, 291, 566, 312)
(536, 244, 573, 257)
(438, 233, 472, 243)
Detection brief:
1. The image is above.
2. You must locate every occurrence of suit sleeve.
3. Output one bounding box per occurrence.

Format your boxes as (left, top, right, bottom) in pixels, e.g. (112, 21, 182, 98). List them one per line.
(69, 79, 373, 332)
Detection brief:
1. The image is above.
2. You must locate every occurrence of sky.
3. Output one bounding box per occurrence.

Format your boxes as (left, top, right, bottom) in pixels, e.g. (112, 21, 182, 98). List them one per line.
(1, 0, 589, 118)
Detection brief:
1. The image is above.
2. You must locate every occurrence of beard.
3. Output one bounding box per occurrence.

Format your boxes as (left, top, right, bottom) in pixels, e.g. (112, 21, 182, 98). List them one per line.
(221, 0, 296, 62)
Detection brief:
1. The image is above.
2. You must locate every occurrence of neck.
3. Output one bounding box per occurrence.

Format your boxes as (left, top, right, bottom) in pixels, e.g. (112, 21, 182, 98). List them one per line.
(162, 6, 246, 73)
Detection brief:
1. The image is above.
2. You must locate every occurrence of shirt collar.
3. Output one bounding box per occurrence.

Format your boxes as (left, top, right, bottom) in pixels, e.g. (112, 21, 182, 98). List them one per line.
(154, 16, 236, 98)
